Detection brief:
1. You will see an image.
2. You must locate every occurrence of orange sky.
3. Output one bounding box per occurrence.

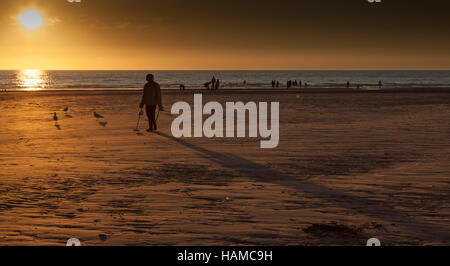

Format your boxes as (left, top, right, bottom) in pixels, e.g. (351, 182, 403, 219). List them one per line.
(1, 0, 449, 70)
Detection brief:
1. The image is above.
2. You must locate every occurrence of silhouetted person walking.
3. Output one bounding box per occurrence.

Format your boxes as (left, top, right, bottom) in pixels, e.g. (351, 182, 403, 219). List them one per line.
(347, 81, 350, 88)
(378, 80, 383, 88)
(180, 84, 185, 91)
(140, 74, 164, 132)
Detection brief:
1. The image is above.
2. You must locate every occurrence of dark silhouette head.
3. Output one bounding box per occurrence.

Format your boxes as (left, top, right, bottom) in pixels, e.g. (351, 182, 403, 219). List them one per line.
(146, 74, 154, 82)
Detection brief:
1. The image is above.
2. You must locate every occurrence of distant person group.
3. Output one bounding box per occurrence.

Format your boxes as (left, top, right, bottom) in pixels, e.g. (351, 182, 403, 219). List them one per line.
(180, 76, 221, 91)
(175, 77, 384, 91)
(268, 80, 384, 89)
(271, 80, 304, 89)
(204, 76, 220, 90)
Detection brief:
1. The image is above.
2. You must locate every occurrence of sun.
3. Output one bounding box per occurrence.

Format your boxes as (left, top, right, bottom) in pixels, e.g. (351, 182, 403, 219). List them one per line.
(18, 10, 44, 30)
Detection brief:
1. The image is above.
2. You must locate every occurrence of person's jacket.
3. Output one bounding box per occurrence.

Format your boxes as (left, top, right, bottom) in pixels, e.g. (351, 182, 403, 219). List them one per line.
(140, 81, 162, 107)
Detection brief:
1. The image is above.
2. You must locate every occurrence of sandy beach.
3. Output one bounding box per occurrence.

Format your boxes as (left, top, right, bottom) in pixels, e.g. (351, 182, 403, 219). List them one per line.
(0, 89, 449, 246)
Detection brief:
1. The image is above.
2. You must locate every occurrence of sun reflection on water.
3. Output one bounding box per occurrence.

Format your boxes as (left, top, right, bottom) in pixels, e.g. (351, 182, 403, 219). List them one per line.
(19, 69, 46, 91)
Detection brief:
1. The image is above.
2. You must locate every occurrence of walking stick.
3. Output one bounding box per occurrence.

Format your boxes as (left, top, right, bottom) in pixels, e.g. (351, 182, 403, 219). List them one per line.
(134, 108, 144, 131)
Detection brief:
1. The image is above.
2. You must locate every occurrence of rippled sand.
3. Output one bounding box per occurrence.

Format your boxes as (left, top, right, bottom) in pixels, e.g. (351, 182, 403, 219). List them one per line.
(0, 89, 449, 245)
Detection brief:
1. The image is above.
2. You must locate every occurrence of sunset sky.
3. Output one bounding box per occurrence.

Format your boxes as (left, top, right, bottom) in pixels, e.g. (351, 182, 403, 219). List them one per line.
(0, 0, 449, 70)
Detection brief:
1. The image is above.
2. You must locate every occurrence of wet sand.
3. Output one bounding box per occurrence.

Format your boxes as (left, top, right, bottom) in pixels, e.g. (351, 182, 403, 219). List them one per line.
(0, 89, 449, 245)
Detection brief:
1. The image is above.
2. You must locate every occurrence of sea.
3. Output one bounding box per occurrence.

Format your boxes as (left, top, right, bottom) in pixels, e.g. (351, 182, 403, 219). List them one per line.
(0, 70, 449, 91)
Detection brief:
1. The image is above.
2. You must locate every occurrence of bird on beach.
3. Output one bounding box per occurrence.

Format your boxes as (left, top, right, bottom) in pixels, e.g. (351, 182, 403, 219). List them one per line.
(64, 106, 69, 112)
(99, 121, 108, 127)
(53, 112, 61, 130)
(93, 112, 104, 119)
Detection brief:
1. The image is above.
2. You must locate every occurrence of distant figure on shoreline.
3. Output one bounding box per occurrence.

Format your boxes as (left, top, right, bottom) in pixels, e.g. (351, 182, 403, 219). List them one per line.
(179, 84, 185, 91)
(276, 81, 280, 88)
(299, 80, 302, 88)
(211, 76, 216, 89)
(140, 74, 164, 132)
(378, 81, 383, 88)
(215, 79, 220, 90)
(271, 80, 275, 88)
(243, 80, 247, 87)
(347, 81, 350, 88)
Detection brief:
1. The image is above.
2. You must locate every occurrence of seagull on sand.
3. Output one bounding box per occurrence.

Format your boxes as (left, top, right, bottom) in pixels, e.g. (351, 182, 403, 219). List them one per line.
(93, 112, 104, 119)
(64, 106, 69, 112)
(99, 121, 108, 127)
(53, 112, 58, 122)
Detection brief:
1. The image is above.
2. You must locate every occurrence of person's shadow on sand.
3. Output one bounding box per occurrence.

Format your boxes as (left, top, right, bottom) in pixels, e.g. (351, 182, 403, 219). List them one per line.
(153, 131, 450, 243)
